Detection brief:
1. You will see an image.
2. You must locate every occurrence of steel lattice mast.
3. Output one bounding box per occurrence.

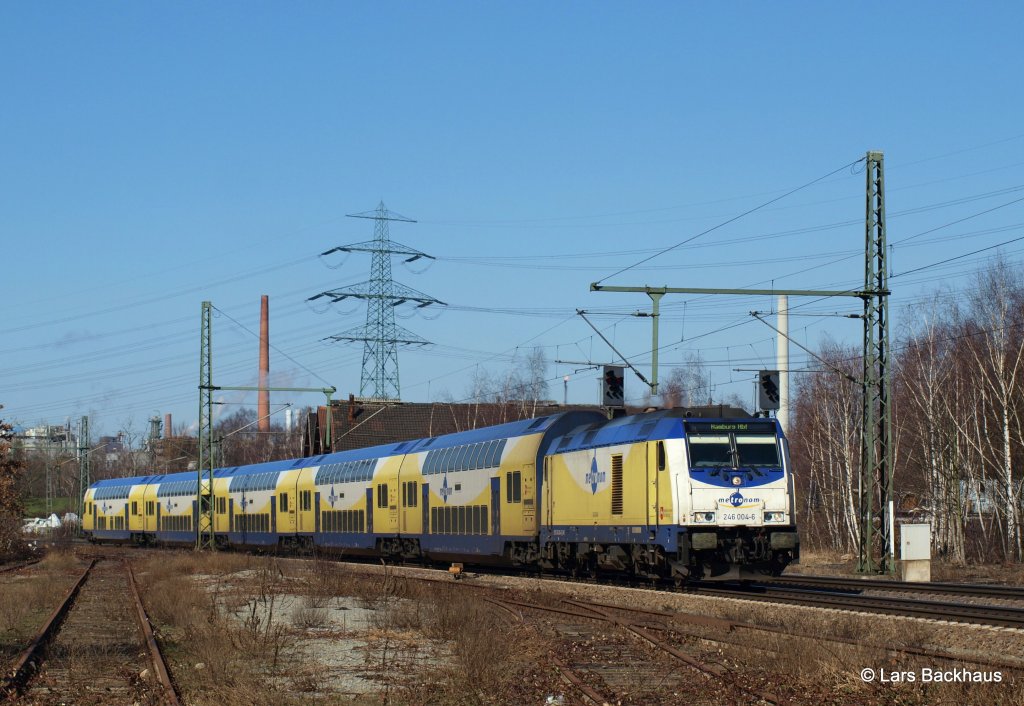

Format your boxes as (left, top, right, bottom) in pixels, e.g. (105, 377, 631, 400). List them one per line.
(309, 202, 444, 400)
(197, 300, 216, 550)
(77, 415, 89, 533)
(857, 151, 893, 574)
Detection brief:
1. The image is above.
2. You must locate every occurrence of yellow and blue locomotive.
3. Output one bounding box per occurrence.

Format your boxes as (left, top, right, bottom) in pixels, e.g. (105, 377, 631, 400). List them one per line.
(83, 407, 798, 580)
(542, 409, 798, 579)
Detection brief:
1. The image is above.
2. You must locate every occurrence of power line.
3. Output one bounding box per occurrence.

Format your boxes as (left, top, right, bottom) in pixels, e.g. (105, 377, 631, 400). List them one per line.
(593, 157, 868, 285)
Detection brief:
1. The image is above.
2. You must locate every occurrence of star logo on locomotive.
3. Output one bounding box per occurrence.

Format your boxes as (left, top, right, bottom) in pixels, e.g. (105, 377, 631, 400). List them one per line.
(439, 474, 453, 503)
(728, 491, 745, 507)
(164, 499, 174, 513)
(239, 492, 251, 513)
(585, 457, 606, 495)
(102, 502, 111, 514)
(328, 486, 338, 507)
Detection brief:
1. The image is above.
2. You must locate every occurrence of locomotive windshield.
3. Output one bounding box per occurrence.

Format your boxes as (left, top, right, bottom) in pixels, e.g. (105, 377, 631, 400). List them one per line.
(687, 430, 781, 468)
(688, 435, 732, 467)
(734, 434, 781, 466)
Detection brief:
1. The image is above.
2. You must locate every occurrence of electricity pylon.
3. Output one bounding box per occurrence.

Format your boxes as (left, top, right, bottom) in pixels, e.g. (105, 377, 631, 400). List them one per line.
(309, 202, 444, 400)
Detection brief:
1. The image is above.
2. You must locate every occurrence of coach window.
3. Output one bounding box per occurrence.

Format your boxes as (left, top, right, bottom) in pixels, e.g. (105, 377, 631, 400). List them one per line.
(657, 441, 666, 471)
(279, 493, 289, 512)
(132, 501, 138, 516)
(377, 484, 388, 509)
(506, 471, 521, 503)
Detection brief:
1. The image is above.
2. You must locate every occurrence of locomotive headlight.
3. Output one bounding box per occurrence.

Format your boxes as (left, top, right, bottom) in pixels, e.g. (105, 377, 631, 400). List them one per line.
(731, 476, 742, 486)
(764, 512, 785, 523)
(692, 512, 716, 523)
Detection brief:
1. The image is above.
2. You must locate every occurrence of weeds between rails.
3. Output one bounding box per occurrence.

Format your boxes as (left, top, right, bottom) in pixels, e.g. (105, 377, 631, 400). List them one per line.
(131, 550, 560, 706)
(76, 547, 1024, 704)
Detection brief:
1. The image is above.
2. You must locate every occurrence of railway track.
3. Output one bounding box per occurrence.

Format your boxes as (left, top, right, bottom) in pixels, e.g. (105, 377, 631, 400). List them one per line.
(763, 574, 1024, 600)
(0, 559, 40, 575)
(487, 593, 783, 706)
(379, 563, 1024, 677)
(692, 581, 1024, 629)
(1, 557, 179, 705)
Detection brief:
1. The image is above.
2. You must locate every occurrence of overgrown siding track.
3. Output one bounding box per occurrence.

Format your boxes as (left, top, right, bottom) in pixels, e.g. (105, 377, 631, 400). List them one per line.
(0, 560, 40, 576)
(2, 558, 179, 705)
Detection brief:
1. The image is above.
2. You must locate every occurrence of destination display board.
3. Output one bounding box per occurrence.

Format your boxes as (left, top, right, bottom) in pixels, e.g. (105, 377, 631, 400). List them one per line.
(683, 421, 776, 434)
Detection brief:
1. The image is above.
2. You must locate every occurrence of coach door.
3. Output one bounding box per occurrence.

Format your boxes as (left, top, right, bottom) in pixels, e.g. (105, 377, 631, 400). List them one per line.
(374, 459, 400, 536)
(398, 459, 422, 536)
(294, 470, 315, 534)
(521, 463, 536, 533)
(543, 457, 553, 530)
(646, 441, 663, 527)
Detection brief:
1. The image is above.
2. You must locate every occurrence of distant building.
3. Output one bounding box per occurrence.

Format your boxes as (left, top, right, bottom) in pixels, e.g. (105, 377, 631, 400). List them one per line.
(298, 398, 756, 456)
(303, 396, 606, 455)
(17, 425, 77, 453)
(96, 433, 126, 462)
(961, 480, 996, 516)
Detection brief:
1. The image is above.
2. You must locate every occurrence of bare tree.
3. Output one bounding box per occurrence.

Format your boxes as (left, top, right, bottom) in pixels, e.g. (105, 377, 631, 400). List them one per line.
(659, 353, 711, 408)
(788, 340, 862, 552)
(959, 258, 1024, 560)
(897, 296, 968, 561)
(0, 414, 29, 560)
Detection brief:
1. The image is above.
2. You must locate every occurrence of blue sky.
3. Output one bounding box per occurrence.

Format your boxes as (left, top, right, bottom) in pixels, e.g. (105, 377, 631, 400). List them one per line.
(3, 3, 1024, 438)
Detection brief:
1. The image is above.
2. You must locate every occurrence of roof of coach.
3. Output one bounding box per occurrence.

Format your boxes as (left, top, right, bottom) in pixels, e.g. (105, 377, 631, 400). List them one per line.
(402, 411, 601, 454)
(88, 413, 604, 490)
(550, 408, 777, 454)
(89, 475, 159, 490)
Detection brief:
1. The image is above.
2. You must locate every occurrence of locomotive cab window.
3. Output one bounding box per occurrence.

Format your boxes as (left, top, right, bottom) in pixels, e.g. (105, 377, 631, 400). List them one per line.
(657, 441, 666, 471)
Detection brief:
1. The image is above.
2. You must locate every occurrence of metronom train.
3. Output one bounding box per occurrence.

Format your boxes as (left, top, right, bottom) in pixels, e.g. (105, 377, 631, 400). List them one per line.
(85, 407, 799, 581)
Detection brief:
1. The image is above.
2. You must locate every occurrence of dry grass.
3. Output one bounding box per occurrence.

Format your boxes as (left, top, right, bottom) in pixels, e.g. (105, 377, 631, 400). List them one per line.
(704, 602, 1022, 706)
(0, 547, 84, 661)
(135, 552, 307, 706)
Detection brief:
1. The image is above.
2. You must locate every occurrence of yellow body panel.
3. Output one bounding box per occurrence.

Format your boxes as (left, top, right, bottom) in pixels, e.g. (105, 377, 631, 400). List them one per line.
(398, 456, 423, 535)
(290, 467, 316, 533)
(127, 484, 148, 532)
(373, 456, 403, 534)
(498, 435, 539, 536)
(546, 441, 665, 528)
(272, 469, 300, 534)
(83, 489, 95, 531)
(213, 476, 229, 533)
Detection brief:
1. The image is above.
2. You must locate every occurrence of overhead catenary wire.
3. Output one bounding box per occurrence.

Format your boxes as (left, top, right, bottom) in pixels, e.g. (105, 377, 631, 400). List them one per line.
(593, 156, 869, 285)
